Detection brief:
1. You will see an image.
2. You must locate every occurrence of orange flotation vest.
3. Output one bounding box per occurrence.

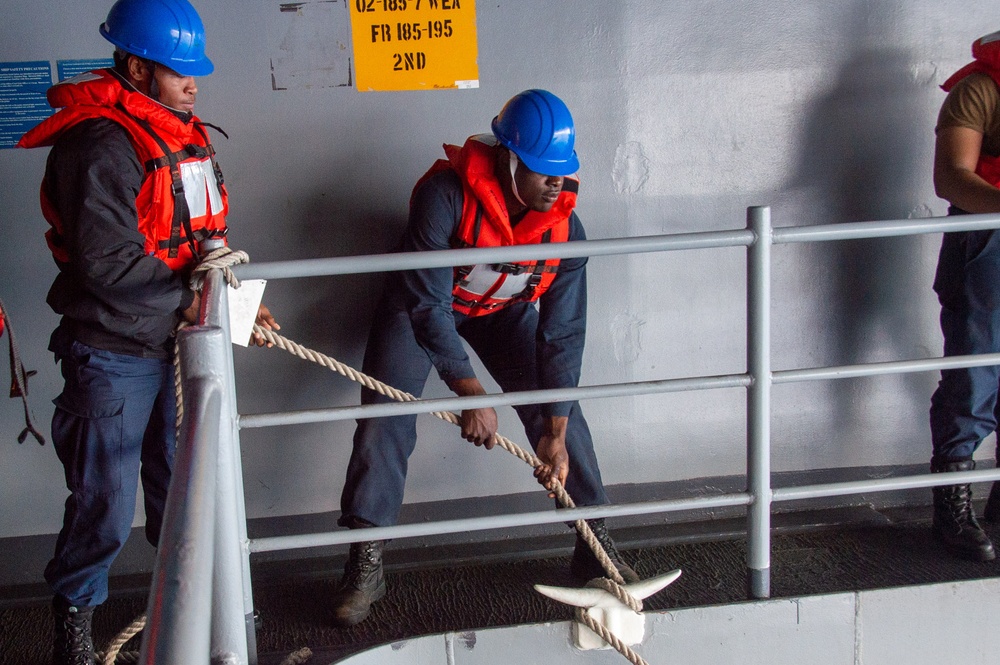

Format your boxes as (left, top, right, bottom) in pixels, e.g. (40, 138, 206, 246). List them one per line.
(413, 134, 579, 317)
(941, 31, 1000, 187)
(17, 69, 228, 271)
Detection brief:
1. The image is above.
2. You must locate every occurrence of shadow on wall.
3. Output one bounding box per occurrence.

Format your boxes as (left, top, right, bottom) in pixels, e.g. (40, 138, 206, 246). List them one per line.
(231, 163, 412, 517)
(788, 2, 936, 460)
(235, 169, 409, 418)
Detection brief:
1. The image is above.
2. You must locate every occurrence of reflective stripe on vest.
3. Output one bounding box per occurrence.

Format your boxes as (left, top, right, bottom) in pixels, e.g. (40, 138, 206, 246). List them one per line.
(452, 229, 561, 315)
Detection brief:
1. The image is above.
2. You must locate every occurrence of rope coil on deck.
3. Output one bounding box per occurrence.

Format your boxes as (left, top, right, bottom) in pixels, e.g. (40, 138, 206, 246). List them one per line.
(98, 612, 145, 664)
(279, 647, 314, 665)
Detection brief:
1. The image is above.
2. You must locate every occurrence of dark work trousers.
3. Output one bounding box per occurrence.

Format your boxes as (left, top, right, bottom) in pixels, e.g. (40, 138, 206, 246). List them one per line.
(340, 301, 610, 527)
(45, 336, 176, 607)
(930, 226, 1000, 463)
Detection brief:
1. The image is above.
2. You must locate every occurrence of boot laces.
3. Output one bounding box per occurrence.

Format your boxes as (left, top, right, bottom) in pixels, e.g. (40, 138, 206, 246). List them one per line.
(942, 485, 977, 525)
(55, 610, 94, 662)
(589, 521, 622, 560)
(344, 541, 382, 586)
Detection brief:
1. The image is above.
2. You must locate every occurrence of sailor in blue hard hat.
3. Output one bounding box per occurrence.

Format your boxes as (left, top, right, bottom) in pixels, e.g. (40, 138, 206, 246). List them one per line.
(18, 2, 276, 662)
(331, 89, 638, 628)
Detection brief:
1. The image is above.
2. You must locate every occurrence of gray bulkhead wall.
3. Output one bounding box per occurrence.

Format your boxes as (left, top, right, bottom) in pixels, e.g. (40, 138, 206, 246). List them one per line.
(0, 1, 991, 544)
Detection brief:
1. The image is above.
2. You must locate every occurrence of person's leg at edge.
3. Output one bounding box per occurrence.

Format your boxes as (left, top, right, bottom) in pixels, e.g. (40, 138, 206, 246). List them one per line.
(333, 303, 433, 626)
(928, 230, 1000, 561)
(986, 375, 1000, 522)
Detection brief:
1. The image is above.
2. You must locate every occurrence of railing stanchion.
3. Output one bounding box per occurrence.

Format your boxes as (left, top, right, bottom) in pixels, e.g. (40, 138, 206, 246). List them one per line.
(747, 205, 773, 599)
(202, 269, 255, 664)
(140, 326, 224, 665)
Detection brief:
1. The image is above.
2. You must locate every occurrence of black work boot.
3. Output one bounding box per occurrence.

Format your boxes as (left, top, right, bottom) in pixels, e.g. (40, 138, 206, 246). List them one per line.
(570, 518, 640, 584)
(931, 459, 996, 562)
(330, 540, 386, 627)
(52, 597, 95, 665)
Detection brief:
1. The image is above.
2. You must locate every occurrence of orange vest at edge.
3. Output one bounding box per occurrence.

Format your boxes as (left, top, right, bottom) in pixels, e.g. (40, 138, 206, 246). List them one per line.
(941, 33, 1000, 188)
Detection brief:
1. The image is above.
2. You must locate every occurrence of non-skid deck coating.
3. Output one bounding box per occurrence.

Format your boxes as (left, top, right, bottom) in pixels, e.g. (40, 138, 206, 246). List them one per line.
(4, 505, 1000, 665)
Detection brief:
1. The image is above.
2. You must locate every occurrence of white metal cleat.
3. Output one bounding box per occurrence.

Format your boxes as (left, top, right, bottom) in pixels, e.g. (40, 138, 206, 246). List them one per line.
(534, 569, 682, 650)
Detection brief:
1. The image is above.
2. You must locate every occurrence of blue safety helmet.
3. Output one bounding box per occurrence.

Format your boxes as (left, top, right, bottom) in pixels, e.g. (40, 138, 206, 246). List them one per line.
(100, 0, 214, 77)
(491, 89, 580, 177)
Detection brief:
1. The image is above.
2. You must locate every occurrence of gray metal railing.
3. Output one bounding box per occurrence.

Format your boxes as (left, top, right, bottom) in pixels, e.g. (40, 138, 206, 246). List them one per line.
(140, 270, 256, 665)
(139, 325, 222, 664)
(143, 207, 1000, 663)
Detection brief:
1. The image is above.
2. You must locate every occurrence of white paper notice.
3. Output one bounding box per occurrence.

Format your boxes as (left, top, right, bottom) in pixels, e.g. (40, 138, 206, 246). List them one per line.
(228, 279, 266, 347)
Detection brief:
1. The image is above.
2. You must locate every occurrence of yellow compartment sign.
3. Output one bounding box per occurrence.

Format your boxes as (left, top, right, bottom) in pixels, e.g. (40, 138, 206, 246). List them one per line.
(349, 0, 479, 92)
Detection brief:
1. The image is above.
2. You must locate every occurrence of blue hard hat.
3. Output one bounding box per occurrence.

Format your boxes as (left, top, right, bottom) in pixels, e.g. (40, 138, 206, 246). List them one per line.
(100, 0, 214, 77)
(491, 89, 579, 177)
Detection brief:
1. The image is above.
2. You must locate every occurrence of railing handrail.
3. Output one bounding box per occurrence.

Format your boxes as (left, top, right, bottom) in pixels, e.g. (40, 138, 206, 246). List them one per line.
(231, 209, 1000, 575)
(249, 466, 1000, 555)
(236, 353, 1000, 429)
(232, 211, 1000, 281)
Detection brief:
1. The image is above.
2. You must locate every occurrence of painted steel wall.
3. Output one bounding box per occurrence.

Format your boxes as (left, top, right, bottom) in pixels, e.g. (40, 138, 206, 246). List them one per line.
(0, 0, 991, 539)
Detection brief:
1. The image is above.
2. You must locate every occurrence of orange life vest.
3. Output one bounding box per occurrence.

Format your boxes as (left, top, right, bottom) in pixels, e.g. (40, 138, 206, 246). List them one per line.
(941, 31, 1000, 188)
(17, 69, 228, 271)
(413, 135, 579, 317)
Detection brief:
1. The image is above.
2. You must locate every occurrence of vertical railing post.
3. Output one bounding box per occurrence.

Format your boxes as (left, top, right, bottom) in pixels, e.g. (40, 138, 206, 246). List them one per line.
(140, 326, 223, 665)
(202, 270, 255, 664)
(746, 206, 773, 599)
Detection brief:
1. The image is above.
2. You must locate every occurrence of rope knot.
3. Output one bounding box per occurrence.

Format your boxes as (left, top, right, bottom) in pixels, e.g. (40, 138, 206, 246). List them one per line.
(189, 247, 250, 291)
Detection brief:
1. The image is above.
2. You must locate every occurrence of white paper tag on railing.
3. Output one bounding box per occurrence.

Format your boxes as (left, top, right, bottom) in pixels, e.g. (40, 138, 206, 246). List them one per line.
(228, 279, 266, 347)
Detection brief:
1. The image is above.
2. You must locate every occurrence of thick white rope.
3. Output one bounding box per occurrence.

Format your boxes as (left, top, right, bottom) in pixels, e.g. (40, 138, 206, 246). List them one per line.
(98, 613, 145, 664)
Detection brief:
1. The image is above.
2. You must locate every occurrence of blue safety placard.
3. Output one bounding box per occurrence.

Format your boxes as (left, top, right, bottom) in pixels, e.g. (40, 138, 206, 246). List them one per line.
(0, 61, 53, 149)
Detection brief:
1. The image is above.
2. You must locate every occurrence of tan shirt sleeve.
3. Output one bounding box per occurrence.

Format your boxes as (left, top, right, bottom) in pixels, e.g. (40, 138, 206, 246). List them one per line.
(937, 73, 1000, 158)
